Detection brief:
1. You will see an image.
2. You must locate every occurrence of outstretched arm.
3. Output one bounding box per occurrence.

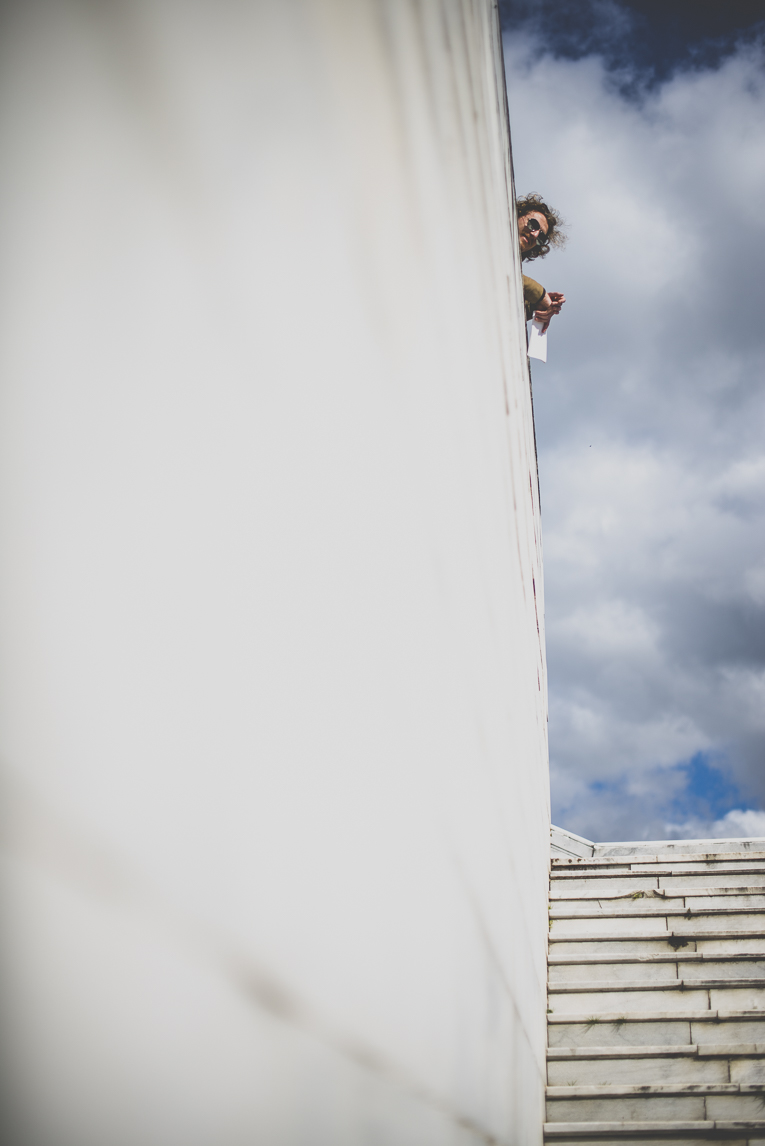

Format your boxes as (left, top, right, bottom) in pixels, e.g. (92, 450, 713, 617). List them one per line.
(534, 291, 566, 333)
(523, 274, 547, 321)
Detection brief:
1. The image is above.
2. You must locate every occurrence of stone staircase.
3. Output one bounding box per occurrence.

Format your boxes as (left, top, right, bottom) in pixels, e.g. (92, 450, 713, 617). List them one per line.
(545, 829, 765, 1143)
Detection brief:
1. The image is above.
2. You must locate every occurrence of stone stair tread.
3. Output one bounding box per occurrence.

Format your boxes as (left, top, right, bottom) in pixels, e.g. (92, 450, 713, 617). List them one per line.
(553, 860, 765, 868)
(549, 953, 765, 964)
(552, 867, 765, 879)
(547, 1083, 765, 1097)
(550, 906, 765, 918)
(549, 978, 765, 991)
(547, 839, 765, 1141)
(552, 851, 765, 866)
(551, 888, 765, 900)
(543, 1118, 765, 1133)
(547, 1044, 765, 1058)
(549, 930, 765, 943)
(548, 1009, 765, 1023)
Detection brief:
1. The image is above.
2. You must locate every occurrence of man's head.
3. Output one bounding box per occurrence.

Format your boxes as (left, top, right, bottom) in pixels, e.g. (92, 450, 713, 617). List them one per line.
(517, 194, 565, 261)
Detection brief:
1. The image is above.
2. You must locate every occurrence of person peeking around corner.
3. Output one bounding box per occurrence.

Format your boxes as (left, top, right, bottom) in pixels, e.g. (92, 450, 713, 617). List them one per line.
(518, 193, 567, 332)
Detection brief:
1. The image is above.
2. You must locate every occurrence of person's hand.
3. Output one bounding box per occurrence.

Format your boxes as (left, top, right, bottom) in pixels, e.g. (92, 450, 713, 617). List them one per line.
(534, 291, 566, 333)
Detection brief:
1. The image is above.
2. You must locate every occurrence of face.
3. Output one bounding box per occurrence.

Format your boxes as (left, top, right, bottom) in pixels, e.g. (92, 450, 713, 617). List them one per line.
(518, 211, 549, 254)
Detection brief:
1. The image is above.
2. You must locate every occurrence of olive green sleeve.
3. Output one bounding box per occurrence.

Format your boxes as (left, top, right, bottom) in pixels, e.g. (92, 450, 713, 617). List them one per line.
(522, 274, 546, 321)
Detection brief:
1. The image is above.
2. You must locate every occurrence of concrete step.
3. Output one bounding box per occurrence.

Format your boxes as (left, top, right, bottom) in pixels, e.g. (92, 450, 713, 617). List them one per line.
(546, 837, 765, 1144)
(550, 933, 765, 956)
(551, 890, 765, 907)
(553, 865, 765, 880)
(553, 876, 662, 893)
(550, 906, 765, 920)
(546, 1082, 765, 1124)
(544, 1119, 765, 1142)
(549, 978, 765, 992)
(548, 980, 765, 1014)
(550, 912, 765, 939)
(549, 1055, 726, 1087)
(549, 955, 765, 984)
(549, 1044, 765, 1058)
(549, 995, 765, 1017)
(551, 859, 765, 872)
(552, 872, 765, 892)
(547, 1045, 765, 1086)
(552, 851, 765, 870)
(661, 880, 765, 893)
(593, 840, 765, 859)
(548, 1012, 765, 1049)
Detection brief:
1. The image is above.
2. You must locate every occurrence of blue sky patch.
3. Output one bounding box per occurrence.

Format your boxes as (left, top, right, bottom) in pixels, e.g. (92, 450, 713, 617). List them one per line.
(667, 752, 755, 824)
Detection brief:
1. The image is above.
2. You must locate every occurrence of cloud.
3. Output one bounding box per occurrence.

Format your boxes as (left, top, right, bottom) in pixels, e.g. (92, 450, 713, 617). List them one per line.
(505, 35, 765, 840)
(665, 808, 765, 842)
(500, 1, 765, 85)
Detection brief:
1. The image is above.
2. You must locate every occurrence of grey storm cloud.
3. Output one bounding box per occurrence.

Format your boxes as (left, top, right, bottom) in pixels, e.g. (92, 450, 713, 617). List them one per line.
(504, 34, 765, 841)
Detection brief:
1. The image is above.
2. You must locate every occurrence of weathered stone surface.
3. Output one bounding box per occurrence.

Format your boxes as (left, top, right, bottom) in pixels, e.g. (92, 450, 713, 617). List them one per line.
(687, 893, 765, 909)
(545, 1130, 748, 1145)
(552, 876, 660, 893)
(707, 1092, 765, 1118)
(550, 915, 670, 936)
(661, 873, 765, 889)
(551, 937, 698, 956)
(698, 936, 765, 954)
(549, 962, 680, 984)
(674, 913, 765, 933)
(693, 1018, 765, 1043)
(731, 1057, 765, 1083)
(546, 838, 765, 1142)
(680, 958, 765, 979)
(547, 1055, 727, 1086)
(550, 988, 711, 1015)
(546, 1093, 706, 1122)
(548, 1019, 693, 1048)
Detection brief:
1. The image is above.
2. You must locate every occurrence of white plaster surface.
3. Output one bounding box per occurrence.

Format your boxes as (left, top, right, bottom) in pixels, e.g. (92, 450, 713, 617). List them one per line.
(0, 2, 550, 1144)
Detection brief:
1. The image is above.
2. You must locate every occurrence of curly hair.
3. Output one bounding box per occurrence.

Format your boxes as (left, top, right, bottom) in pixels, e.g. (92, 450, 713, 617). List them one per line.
(517, 193, 566, 262)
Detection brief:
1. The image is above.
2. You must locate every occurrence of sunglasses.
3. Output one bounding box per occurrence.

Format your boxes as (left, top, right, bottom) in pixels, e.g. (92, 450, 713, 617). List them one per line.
(523, 218, 548, 243)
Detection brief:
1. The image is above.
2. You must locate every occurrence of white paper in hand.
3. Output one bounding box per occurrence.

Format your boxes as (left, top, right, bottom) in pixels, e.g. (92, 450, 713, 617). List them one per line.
(527, 318, 547, 362)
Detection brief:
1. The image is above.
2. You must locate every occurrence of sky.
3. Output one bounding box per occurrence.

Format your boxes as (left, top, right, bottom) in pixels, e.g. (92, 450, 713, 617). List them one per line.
(501, 0, 765, 842)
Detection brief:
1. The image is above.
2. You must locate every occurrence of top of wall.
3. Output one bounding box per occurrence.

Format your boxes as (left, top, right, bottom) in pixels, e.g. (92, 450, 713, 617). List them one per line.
(551, 824, 765, 860)
(551, 825, 595, 859)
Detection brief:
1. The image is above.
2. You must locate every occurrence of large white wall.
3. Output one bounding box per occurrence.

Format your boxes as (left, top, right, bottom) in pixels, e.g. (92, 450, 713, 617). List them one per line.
(0, 2, 550, 1144)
